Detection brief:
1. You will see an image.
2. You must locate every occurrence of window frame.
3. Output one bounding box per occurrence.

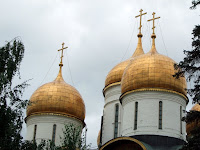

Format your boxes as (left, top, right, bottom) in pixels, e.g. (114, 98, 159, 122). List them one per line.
(33, 124, 37, 142)
(158, 101, 163, 129)
(134, 102, 138, 130)
(114, 104, 119, 138)
(52, 124, 57, 143)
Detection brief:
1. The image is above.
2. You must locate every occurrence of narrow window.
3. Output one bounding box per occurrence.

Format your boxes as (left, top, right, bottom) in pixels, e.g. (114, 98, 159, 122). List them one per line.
(114, 104, 119, 138)
(52, 124, 57, 143)
(180, 106, 182, 134)
(159, 101, 162, 129)
(134, 102, 138, 130)
(33, 125, 37, 142)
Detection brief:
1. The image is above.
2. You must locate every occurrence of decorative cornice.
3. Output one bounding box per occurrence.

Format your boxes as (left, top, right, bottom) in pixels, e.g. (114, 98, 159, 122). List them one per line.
(103, 82, 121, 97)
(120, 88, 188, 103)
(100, 137, 147, 150)
(104, 99, 120, 108)
(25, 112, 85, 127)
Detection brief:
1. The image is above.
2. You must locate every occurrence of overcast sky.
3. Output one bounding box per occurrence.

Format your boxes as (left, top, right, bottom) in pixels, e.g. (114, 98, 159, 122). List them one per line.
(0, 0, 199, 148)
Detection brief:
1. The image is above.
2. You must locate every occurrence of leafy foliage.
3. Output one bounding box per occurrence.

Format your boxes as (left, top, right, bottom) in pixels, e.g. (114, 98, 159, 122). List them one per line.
(57, 124, 90, 150)
(183, 110, 200, 123)
(0, 39, 29, 150)
(20, 140, 47, 150)
(23, 124, 90, 150)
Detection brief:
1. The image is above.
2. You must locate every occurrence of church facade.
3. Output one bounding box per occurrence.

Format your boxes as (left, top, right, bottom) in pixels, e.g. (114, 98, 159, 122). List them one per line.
(98, 10, 188, 150)
(24, 10, 189, 150)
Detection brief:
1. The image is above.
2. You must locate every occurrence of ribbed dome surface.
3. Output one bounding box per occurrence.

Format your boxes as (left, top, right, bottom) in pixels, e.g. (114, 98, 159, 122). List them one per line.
(121, 39, 187, 97)
(26, 69, 85, 122)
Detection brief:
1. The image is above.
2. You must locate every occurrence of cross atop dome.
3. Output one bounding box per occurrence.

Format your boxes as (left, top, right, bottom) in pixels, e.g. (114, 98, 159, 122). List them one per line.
(135, 9, 147, 36)
(58, 42, 68, 67)
(148, 12, 160, 38)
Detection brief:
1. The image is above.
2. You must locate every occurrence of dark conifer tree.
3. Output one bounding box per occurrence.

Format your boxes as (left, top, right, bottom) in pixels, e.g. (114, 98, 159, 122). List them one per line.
(175, 1, 200, 149)
(174, 1, 200, 104)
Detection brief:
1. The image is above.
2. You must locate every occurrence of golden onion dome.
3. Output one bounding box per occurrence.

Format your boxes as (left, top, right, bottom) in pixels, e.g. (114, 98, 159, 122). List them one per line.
(191, 103, 200, 111)
(186, 104, 200, 136)
(121, 35, 187, 99)
(26, 68, 85, 123)
(104, 34, 144, 91)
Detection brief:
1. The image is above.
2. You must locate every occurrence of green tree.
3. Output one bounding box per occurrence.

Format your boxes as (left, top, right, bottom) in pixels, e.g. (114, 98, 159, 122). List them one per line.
(174, 1, 200, 104)
(57, 124, 90, 150)
(0, 39, 29, 150)
(174, 1, 200, 150)
(180, 111, 200, 150)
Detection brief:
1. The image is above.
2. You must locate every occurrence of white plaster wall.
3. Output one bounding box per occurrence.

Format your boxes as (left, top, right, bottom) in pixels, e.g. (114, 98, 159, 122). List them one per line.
(102, 85, 123, 145)
(121, 91, 187, 141)
(25, 115, 83, 146)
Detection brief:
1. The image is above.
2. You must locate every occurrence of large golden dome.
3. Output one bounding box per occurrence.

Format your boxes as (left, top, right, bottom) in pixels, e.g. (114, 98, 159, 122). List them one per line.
(104, 34, 144, 91)
(26, 68, 85, 122)
(121, 37, 187, 99)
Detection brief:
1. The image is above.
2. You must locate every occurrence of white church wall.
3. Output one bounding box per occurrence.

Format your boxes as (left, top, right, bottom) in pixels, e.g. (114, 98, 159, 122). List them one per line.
(121, 91, 187, 141)
(25, 114, 83, 146)
(102, 85, 122, 145)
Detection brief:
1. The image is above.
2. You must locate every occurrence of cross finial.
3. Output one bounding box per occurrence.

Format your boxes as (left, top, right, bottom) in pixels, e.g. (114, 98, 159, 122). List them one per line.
(135, 9, 147, 35)
(148, 12, 160, 36)
(58, 42, 68, 67)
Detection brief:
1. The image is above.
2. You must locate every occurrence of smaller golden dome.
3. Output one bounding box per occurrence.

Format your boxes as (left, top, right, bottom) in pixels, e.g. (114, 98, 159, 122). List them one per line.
(104, 36, 144, 91)
(186, 104, 200, 136)
(105, 60, 130, 88)
(26, 68, 85, 122)
(191, 103, 200, 111)
(121, 37, 187, 99)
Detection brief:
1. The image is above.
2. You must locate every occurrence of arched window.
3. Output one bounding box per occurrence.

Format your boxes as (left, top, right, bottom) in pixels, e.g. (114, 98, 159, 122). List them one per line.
(180, 106, 182, 134)
(114, 104, 119, 138)
(134, 102, 138, 130)
(52, 124, 57, 143)
(33, 125, 37, 142)
(159, 101, 162, 129)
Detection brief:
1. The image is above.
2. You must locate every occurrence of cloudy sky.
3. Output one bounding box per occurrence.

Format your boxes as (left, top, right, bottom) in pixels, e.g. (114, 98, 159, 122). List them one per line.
(0, 0, 199, 148)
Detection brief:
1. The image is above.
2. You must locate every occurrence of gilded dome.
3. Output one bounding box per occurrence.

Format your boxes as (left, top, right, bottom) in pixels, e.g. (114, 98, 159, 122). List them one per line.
(191, 103, 200, 111)
(121, 37, 187, 99)
(26, 68, 85, 122)
(105, 59, 130, 88)
(104, 35, 144, 90)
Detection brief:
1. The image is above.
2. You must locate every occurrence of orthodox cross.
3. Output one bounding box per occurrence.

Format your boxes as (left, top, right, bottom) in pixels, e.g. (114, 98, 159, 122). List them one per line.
(135, 9, 147, 34)
(58, 42, 68, 66)
(148, 12, 160, 35)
